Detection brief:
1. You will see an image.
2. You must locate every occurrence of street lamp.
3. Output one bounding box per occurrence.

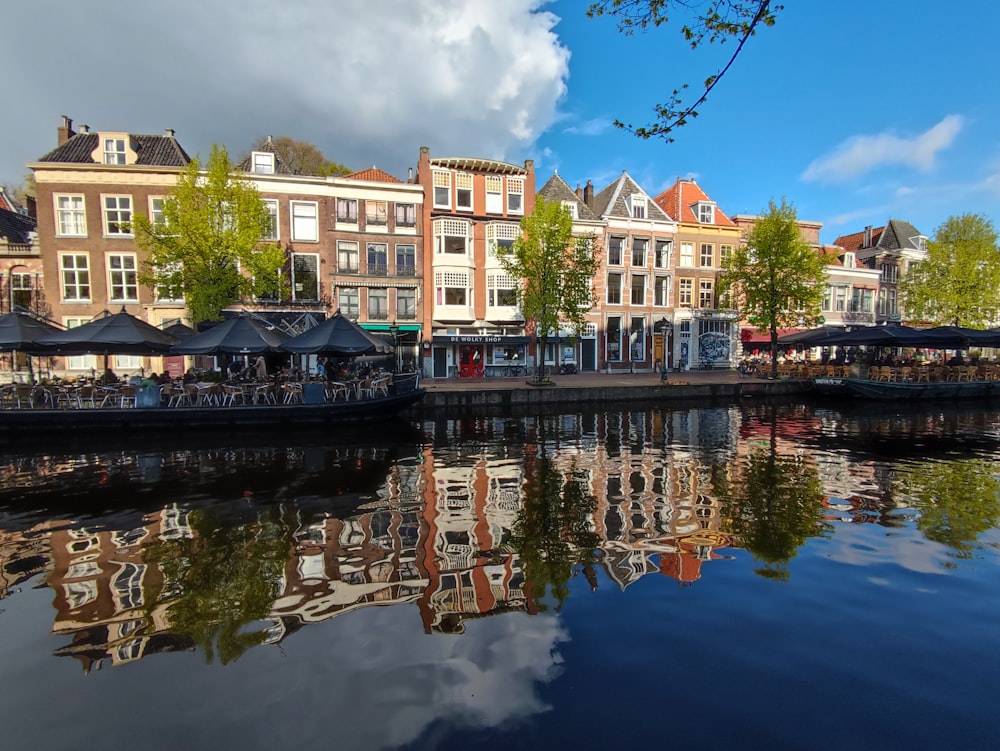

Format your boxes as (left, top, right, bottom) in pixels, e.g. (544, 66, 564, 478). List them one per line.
(655, 317, 673, 382)
(388, 320, 400, 373)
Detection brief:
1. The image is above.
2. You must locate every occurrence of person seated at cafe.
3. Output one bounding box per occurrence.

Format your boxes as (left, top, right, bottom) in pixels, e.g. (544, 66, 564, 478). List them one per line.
(948, 354, 966, 366)
(228, 358, 244, 380)
(183, 368, 199, 384)
(102, 368, 119, 385)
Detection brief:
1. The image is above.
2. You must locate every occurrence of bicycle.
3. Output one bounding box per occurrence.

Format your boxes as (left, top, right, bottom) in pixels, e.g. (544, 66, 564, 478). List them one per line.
(698, 357, 715, 370)
(502, 364, 525, 377)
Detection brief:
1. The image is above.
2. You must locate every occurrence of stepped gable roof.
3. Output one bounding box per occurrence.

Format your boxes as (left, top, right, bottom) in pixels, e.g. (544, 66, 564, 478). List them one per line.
(653, 178, 734, 225)
(591, 171, 672, 222)
(345, 166, 402, 183)
(537, 173, 598, 220)
(0, 207, 36, 244)
(38, 132, 191, 167)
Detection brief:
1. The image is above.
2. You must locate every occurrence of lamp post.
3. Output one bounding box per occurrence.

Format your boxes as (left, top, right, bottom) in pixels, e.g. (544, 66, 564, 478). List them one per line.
(388, 320, 400, 373)
(655, 317, 673, 382)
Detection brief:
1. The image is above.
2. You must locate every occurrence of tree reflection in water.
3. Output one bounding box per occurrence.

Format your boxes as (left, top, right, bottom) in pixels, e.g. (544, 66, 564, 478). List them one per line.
(718, 408, 829, 581)
(894, 458, 1000, 563)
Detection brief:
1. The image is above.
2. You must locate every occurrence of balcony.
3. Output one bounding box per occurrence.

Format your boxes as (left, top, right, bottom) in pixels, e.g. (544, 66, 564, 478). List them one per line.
(367, 263, 388, 277)
(368, 310, 390, 321)
(396, 310, 417, 320)
(0, 243, 39, 257)
(338, 265, 359, 275)
(396, 265, 416, 277)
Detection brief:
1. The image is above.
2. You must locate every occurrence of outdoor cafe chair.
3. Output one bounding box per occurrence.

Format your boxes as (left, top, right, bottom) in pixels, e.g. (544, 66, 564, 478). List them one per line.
(281, 382, 303, 404)
(220, 384, 245, 407)
(13, 384, 34, 409)
(253, 383, 276, 405)
(73, 385, 97, 409)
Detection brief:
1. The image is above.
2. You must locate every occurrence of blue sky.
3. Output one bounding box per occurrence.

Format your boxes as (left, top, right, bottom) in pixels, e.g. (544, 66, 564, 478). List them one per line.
(4, 1, 997, 244)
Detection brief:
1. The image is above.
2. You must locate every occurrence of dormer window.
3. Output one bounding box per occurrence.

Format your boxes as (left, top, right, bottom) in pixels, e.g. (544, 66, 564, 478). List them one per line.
(251, 151, 275, 174)
(628, 195, 647, 219)
(843, 252, 856, 268)
(103, 138, 127, 165)
(696, 202, 715, 224)
(562, 201, 577, 219)
(911, 235, 928, 252)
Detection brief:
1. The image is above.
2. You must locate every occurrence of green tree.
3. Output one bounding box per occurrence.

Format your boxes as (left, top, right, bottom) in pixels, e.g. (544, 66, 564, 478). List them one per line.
(132, 144, 287, 323)
(499, 196, 599, 382)
(899, 213, 1000, 327)
(249, 136, 351, 176)
(720, 199, 828, 378)
(587, 1, 782, 141)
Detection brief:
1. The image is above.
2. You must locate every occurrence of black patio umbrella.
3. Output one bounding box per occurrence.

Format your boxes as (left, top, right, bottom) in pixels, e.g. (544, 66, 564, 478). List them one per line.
(170, 314, 289, 355)
(776, 325, 848, 346)
(920, 326, 1000, 348)
(819, 324, 964, 348)
(280, 312, 394, 356)
(161, 321, 197, 340)
(35, 308, 181, 355)
(0, 311, 63, 384)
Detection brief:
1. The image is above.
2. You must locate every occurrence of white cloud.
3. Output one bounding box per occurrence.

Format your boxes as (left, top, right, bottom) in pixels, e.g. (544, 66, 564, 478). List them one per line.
(802, 115, 964, 184)
(561, 118, 613, 136)
(3, 0, 570, 180)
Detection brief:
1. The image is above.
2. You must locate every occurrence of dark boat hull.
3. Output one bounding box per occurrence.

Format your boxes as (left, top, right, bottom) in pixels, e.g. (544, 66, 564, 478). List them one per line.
(812, 376, 998, 400)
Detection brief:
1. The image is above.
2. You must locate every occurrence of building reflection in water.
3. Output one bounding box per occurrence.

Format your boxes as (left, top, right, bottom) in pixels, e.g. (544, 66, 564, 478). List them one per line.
(2, 402, 999, 670)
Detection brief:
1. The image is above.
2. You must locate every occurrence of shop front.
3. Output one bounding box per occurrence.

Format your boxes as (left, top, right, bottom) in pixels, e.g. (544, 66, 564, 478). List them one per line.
(431, 334, 531, 378)
(362, 323, 422, 372)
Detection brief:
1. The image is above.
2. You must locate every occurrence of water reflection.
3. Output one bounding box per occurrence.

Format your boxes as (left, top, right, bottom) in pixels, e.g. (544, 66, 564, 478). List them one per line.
(2, 401, 1000, 676)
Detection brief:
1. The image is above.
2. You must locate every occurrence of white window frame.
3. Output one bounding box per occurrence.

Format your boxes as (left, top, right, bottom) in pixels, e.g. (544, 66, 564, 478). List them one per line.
(251, 151, 275, 174)
(339, 287, 360, 318)
(700, 243, 714, 268)
(262, 199, 279, 241)
(60, 254, 91, 302)
(365, 200, 388, 226)
(103, 195, 132, 236)
(485, 175, 503, 214)
(290, 200, 318, 242)
(697, 202, 715, 224)
(338, 241, 359, 274)
(487, 222, 519, 257)
(336, 197, 358, 224)
(434, 218, 470, 255)
(628, 194, 647, 219)
(368, 287, 389, 320)
(435, 271, 470, 306)
(395, 244, 416, 275)
(699, 278, 714, 308)
(455, 173, 473, 212)
(394, 202, 416, 228)
(679, 278, 693, 306)
(654, 275, 672, 306)
(108, 253, 139, 302)
(507, 177, 524, 215)
(679, 242, 694, 267)
(606, 272, 623, 305)
(292, 253, 320, 301)
(64, 317, 97, 371)
(654, 239, 672, 269)
(433, 171, 452, 209)
(55, 194, 86, 237)
(103, 137, 127, 165)
(155, 261, 184, 303)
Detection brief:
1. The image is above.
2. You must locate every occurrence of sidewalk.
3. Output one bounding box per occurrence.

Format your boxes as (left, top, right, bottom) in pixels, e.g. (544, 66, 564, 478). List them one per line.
(422, 368, 744, 392)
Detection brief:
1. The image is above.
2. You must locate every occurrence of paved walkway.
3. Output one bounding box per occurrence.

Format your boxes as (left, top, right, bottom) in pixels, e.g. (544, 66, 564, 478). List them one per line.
(422, 368, 746, 392)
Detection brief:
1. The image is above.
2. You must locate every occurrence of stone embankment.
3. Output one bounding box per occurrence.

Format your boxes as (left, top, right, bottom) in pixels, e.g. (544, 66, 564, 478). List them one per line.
(407, 369, 806, 413)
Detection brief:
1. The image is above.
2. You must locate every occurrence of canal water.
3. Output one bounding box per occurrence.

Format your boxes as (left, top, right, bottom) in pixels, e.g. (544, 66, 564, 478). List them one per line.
(2, 400, 999, 750)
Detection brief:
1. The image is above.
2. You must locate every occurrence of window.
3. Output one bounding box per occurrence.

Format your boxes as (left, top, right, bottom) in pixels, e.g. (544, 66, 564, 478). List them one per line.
(434, 219, 469, 255)
(850, 287, 874, 313)
(606, 316, 622, 361)
(64, 317, 97, 371)
(115, 354, 142, 371)
(156, 261, 184, 302)
(435, 271, 468, 306)
(720, 244, 734, 264)
(822, 285, 833, 312)
(291, 201, 318, 241)
(607, 272, 622, 305)
(395, 244, 416, 276)
(629, 195, 647, 219)
(679, 278, 693, 306)
(835, 287, 847, 311)
(630, 317, 645, 361)
(433, 171, 451, 208)
(507, 177, 524, 214)
(251, 151, 275, 174)
(397, 288, 416, 319)
(888, 288, 897, 316)
(630, 274, 645, 305)
(456, 173, 473, 211)
(339, 287, 359, 318)
(262, 199, 279, 240)
(108, 254, 138, 302)
(608, 237, 624, 265)
(148, 197, 168, 232)
(368, 288, 388, 319)
(336, 198, 358, 223)
(112, 562, 145, 610)
(880, 263, 898, 283)
(488, 273, 517, 307)
(10, 273, 33, 309)
(61, 254, 90, 301)
(103, 137, 126, 165)
(292, 254, 319, 301)
(697, 202, 715, 223)
(679, 242, 694, 267)
(366, 200, 388, 226)
(55, 195, 86, 236)
(103, 195, 132, 236)
(487, 222, 519, 256)
(699, 279, 714, 308)
(367, 243, 388, 275)
(654, 239, 671, 269)
(395, 202, 416, 227)
(485, 175, 503, 214)
(337, 241, 359, 274)
(654, 276, 671, 306)
(700, 243, 714, 267)
(632, 238, 648, 267)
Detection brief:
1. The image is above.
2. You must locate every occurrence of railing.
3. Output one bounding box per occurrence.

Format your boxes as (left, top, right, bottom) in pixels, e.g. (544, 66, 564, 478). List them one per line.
(367, 263, 388, 277)
(0, 243, 39, 256)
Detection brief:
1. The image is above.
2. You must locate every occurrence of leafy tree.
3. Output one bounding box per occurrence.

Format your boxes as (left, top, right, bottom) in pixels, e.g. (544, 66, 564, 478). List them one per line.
(499, 196, 599, 382)
(249, 136, 351, 176)
(720, 199, 828, 378)
(587, 0, 782, 141)
(899, 213, 1000, 327)
(132, 144, 287, 323)
(1, 172, 35, 208)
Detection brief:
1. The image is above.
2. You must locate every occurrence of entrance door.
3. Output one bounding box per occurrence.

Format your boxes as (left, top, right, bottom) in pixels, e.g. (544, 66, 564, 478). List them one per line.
(581, 339, 596, 371)
(433, 347, 447, 378)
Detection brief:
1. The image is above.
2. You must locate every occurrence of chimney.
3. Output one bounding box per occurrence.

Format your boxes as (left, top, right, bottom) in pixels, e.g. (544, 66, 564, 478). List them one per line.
(407, 167, 413, 183)
(583, 179, 594, 208)
(575, 183, 583, 201)
(266, 134, 273, 145)
(79, 124, 90, 134)
(863, 225, 872, 248)
(164, 128, 175, 138)
(57, 115, 74, 146)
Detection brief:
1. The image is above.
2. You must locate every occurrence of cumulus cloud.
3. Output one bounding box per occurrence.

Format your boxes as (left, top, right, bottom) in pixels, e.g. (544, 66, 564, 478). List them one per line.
(802, 115, 964, 184)
(3, 0, 570, 180)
